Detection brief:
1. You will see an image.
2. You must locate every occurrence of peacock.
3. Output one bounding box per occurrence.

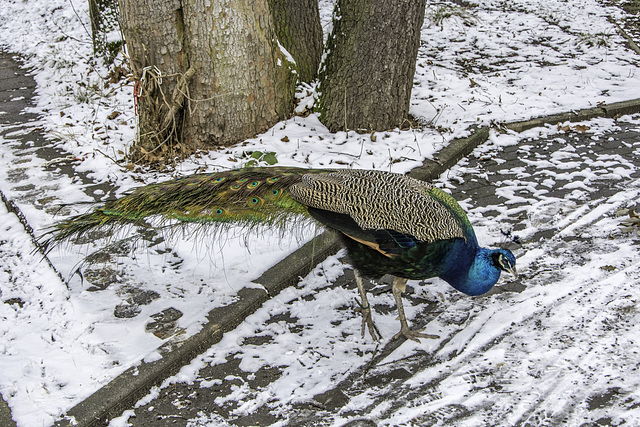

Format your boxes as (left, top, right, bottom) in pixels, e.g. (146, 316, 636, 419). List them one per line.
(41, 167, 517, 342)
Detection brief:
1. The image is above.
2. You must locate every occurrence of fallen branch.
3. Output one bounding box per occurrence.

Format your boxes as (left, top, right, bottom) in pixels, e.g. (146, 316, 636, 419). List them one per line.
(612, 20, 640, 56)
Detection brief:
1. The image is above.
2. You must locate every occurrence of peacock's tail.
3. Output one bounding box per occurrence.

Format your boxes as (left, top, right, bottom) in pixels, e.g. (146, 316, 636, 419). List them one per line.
(40, 166, 326, 252)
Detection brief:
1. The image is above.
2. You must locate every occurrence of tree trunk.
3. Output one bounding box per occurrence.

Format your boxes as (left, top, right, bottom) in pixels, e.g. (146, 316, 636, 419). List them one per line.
(88, 0, 123, 64)
(318, 0, 428, 132)
(181, 0, 296, 149)
(268, 0, 323, 83)
(118, 0, 185, 162)
(118, 0, 296, 164)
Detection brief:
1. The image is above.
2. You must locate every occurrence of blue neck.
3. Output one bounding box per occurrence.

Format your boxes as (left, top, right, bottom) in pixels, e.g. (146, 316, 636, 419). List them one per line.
(440, 247, 501, 296)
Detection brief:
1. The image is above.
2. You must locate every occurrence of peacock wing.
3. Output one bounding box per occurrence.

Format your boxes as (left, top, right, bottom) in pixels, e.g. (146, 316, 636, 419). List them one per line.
(289, 169, 474, 245)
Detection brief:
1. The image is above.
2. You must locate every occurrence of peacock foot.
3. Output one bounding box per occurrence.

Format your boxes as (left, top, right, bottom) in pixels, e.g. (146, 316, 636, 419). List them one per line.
(355, 299, 381, 341)
(392, 325, 439, 343)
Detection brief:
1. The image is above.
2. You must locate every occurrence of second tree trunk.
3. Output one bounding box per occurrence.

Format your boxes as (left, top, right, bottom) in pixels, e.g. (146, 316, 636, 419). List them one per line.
(318, 0, 427, 132)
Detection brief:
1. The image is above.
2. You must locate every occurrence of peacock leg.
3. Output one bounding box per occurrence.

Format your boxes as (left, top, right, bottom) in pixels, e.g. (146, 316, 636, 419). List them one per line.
(392, 277, 439, 342)
(353, 269, 381, 341)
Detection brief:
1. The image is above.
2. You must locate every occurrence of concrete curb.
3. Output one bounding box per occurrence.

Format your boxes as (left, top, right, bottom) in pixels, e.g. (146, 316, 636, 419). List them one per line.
(51, 98, 640, 426)
(410, 98, 640, 180)
(505, 99, 640, 133)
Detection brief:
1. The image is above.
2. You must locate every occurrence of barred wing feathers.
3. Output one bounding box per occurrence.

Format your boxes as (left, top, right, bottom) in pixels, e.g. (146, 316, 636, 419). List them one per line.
(288, 169, 474, 245)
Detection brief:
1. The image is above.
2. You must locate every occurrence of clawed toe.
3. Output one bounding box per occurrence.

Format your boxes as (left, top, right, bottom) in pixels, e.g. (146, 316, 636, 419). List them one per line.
(356, 299, 381, 341)
(393, 326, 439, 343)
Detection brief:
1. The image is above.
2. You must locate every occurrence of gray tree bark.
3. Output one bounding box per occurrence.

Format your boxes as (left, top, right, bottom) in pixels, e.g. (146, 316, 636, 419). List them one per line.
(118, 0, 296, 163)
(118, 0, 184, 161)
(268, 0, 323, 83)
(88, 0, 122, 64)
(318, 0, 428, 132)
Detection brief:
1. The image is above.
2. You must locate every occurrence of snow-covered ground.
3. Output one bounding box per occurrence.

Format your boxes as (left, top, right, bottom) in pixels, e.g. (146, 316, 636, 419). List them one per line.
(112, 115, 640, 427)
(0, 0, 639, 425)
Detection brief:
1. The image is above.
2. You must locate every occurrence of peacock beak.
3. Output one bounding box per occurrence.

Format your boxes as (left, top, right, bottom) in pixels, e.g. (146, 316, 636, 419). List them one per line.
(506, 266, 518, 279)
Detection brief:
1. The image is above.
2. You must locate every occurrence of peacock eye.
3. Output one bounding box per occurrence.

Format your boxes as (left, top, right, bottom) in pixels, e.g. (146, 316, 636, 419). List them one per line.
(502, 253, 511, 266)
(499, 252, 515, 270)
(497, 253, 509, 269)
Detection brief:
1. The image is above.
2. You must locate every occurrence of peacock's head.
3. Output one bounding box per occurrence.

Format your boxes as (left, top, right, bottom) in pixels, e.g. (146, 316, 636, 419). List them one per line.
(492, 248, 517, 279)
(444, 246, 518, 296)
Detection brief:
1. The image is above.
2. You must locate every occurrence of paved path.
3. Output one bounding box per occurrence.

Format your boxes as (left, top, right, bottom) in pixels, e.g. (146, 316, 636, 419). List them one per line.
(0, 49, 37, 427)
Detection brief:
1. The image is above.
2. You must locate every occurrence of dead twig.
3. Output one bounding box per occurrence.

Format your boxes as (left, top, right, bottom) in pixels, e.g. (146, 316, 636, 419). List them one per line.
(611, 20, 640, 56)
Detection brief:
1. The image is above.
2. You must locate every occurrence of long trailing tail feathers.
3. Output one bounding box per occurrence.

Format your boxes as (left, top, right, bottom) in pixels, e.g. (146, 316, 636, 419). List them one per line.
(40, 167, 324, 252)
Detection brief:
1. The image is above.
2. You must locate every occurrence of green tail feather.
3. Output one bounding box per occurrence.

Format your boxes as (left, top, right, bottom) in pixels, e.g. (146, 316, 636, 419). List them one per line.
(40, 166, 327, 252)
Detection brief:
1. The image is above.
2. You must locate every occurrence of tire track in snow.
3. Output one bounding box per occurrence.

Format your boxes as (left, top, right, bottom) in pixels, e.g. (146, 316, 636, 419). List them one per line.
(351, 247, 639, 426)
(481, 251, 640, 426)
(413, 123, 640, 426)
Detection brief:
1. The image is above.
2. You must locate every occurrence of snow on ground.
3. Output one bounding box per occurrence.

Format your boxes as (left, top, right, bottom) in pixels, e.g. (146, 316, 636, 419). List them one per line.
(110, 115, 640, 427)
(0, 0, 639, 425)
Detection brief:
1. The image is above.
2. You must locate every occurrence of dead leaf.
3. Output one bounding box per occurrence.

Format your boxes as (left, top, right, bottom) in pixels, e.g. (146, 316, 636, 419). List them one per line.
(557, 123, 590, 133)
